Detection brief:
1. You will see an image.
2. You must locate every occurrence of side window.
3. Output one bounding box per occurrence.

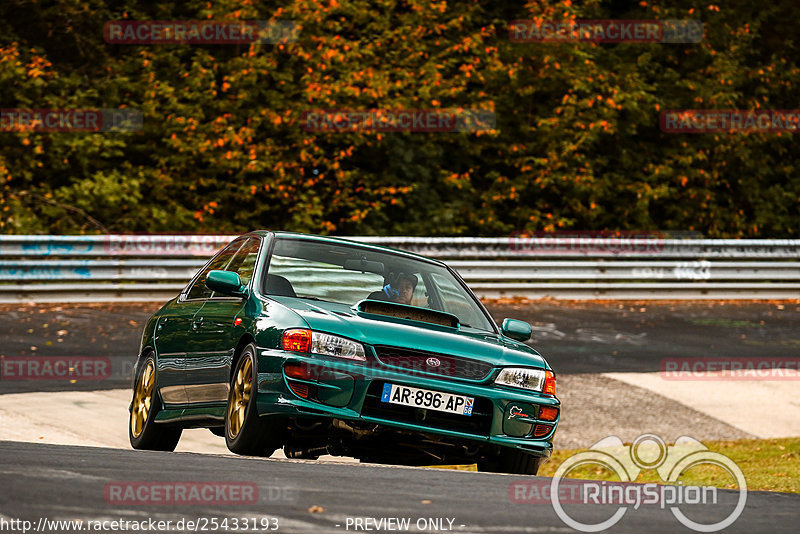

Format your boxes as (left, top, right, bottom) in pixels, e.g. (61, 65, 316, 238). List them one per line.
(185, 240, 243, 300)
(223, 238, 261, 286)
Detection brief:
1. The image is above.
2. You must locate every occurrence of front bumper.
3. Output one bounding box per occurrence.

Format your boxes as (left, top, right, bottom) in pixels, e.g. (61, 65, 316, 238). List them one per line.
(256, 347, 559, 458)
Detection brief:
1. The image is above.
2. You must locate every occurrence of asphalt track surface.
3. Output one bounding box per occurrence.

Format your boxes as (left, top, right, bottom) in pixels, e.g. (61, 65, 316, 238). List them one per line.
(1, 301, 798, 533)
(2, 300, 798, 393)
(1, 440, 798, 534)
(2, 300, 794, 446)
(489, 300, 800, 374)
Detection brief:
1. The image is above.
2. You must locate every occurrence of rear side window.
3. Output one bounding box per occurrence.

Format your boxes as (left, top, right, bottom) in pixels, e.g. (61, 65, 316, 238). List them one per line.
(185, 240, 243, 300)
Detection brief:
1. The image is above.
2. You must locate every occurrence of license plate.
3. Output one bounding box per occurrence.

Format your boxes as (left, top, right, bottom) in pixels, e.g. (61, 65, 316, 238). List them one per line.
(381, 383, 473, 416)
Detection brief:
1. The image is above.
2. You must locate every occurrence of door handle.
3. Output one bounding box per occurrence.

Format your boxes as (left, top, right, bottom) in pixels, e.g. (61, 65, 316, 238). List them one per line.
(192, 317, 203, 329)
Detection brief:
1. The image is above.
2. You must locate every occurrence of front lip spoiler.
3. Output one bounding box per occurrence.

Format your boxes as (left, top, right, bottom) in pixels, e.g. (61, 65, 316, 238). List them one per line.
(256, 390, 558, 457)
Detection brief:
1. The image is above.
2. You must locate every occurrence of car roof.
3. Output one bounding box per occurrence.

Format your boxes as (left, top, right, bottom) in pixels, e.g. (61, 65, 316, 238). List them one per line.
(243, 230, 447, 266)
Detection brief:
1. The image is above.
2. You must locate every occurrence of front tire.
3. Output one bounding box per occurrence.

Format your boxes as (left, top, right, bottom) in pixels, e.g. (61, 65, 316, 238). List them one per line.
(478, 448, 544, 475)
(225, 344, 284, 456)
(129, 355, 182, 451)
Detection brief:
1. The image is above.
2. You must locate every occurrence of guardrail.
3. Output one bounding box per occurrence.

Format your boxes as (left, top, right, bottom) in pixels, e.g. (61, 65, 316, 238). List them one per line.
(0, 235, 798, 302)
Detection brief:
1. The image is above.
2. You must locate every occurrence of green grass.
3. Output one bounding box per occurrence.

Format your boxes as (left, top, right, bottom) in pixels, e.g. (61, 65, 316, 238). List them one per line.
(429, 438, 799, 493)
(539, 438, 799, 493)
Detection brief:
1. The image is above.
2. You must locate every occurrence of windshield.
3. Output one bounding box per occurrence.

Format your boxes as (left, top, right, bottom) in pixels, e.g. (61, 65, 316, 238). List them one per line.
(264, 237, 496, 333)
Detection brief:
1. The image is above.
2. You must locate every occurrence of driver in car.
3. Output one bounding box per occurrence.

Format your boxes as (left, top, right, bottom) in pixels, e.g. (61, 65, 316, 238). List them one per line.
(368, 272, 417, 305)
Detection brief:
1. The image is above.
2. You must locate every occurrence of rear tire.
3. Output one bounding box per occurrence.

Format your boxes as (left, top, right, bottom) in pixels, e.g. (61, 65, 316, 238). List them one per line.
(225, 344, 285, 456)
(129, 355, 182, 451)
(478, 448, 544, 475)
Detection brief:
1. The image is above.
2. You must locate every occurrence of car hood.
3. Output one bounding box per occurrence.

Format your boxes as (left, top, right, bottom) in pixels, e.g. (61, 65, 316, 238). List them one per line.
(270, 297, 549, 370)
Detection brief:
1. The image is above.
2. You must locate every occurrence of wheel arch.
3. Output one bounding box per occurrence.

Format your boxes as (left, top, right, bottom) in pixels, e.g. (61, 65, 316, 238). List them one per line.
(229, 334, 256, 383)
(129, 346, 156, 412)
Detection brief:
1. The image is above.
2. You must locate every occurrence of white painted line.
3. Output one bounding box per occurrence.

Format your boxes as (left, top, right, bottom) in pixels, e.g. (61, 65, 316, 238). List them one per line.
(604, 371, 800, 438)
(0, 389, 230, 454)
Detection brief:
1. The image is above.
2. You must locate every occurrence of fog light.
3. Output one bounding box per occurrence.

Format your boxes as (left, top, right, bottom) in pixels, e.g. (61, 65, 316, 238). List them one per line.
(533, 424, 553, 437)
(284, 362, 310, 379)
(539, 406, 559, 421)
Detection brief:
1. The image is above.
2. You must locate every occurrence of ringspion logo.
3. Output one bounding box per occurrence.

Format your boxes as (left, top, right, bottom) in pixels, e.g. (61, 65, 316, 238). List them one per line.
(544, 434, 747, 532)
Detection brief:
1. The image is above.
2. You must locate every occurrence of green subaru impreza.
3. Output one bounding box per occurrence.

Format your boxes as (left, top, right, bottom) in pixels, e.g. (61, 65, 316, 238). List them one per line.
(129, 231, 559, 474)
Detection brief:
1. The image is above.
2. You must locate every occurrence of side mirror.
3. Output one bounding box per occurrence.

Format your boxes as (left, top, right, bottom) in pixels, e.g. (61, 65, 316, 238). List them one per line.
(501, 318, 532, 342)
(206, 270, 247, 298)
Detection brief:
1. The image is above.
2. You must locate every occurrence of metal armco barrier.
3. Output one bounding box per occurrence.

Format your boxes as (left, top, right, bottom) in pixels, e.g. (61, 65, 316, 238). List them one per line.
(0, 235, 798, 302)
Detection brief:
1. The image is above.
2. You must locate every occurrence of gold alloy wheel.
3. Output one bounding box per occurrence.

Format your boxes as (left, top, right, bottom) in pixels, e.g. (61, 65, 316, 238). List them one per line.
(228, 356, 252, 439)
(130, 360, 155, 438)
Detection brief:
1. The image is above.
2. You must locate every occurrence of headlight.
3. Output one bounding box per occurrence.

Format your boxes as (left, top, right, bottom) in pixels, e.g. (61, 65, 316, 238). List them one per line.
(495, 367, 554, 393)
(282, 329, 366, 361)
(311, 332, 366, 361)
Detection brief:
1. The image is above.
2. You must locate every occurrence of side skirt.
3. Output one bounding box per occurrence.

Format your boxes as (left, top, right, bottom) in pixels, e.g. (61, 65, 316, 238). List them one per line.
(154, 405, 226, 428)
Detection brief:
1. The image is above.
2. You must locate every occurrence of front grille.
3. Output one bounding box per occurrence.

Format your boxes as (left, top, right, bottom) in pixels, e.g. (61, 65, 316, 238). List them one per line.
(373, 346, 494, 381)
(361, 381, 493, 436)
